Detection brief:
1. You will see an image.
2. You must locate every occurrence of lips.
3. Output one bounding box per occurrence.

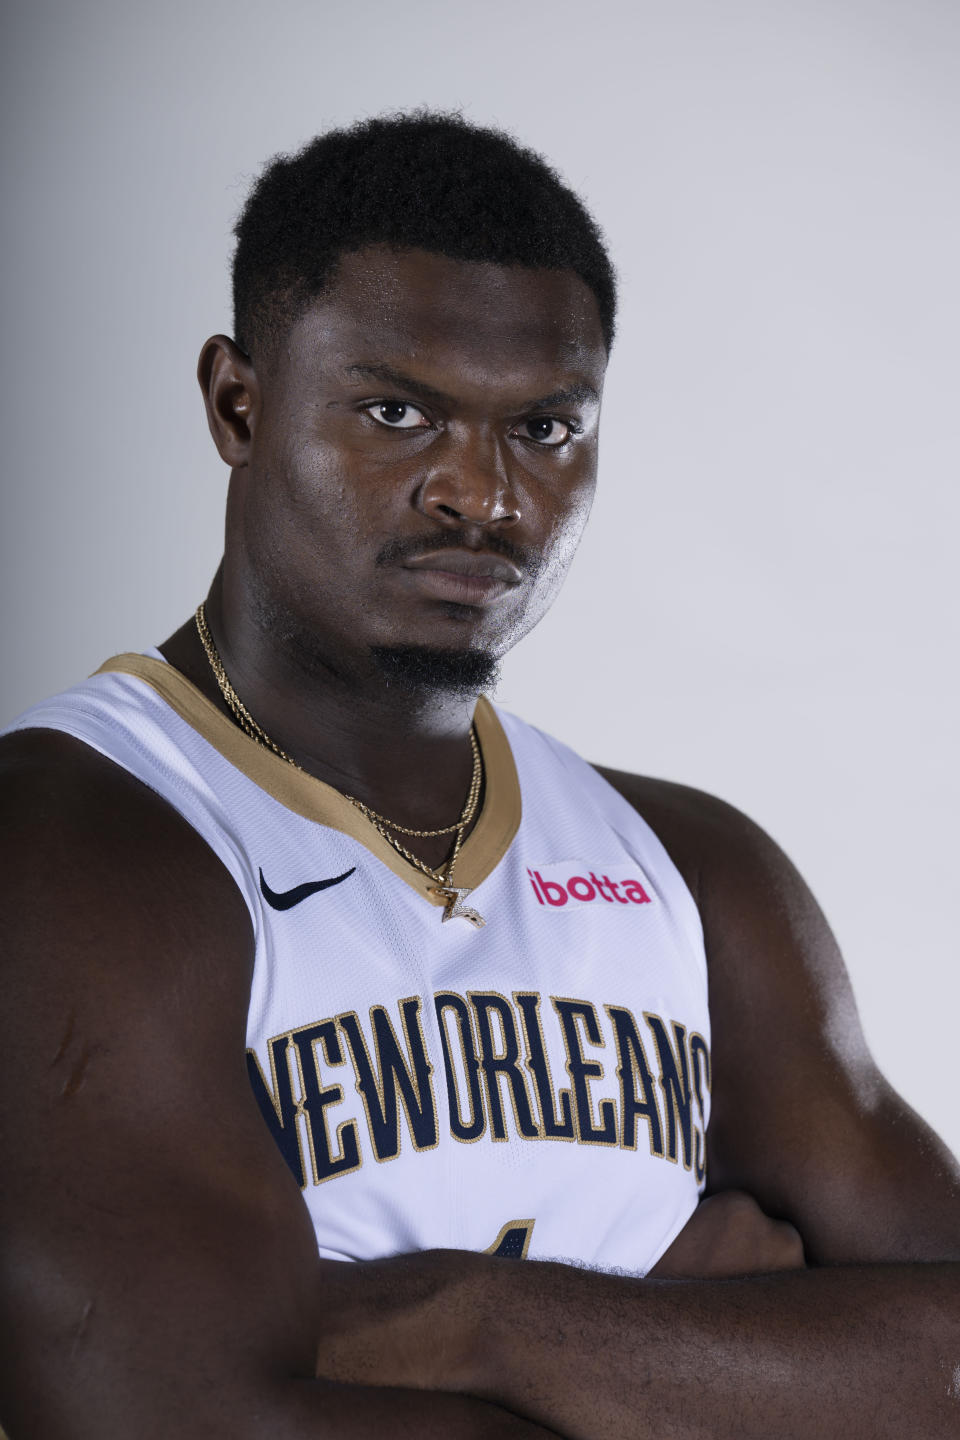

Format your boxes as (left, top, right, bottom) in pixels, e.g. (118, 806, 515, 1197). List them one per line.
(400, 548, 523, 605)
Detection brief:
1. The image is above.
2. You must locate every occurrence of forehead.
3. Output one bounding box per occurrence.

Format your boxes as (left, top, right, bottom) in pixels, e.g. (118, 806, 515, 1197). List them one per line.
(274, 246, 607, 395)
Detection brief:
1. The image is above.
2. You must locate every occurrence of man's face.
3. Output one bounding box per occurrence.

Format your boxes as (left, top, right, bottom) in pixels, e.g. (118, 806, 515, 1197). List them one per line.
(228, 245, 607, 684)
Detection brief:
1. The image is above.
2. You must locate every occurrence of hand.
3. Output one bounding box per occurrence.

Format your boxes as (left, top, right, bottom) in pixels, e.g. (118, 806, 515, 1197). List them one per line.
(648, 1190, 806, 1279)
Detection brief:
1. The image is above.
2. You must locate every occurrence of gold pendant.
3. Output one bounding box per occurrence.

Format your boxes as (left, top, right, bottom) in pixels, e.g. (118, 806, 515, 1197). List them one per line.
(429, 885, 486, 929)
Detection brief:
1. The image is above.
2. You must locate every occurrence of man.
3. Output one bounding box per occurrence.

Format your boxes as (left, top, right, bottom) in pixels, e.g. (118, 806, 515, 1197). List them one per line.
(0, 112, 957, 1438)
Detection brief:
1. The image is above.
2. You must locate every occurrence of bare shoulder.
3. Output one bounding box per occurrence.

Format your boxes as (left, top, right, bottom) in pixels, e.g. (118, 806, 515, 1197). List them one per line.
(0, 725, 252, 993)
(593, 762, 865, 979)
(591, 761, 860, 1070)
(591, 763, 778, 908)
(590, 764, 838, 1056)
(593, 761, 960, 1261)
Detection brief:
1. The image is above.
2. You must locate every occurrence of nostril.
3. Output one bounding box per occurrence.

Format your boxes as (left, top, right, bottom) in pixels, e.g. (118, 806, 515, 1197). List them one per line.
(416, 471, 520, 528)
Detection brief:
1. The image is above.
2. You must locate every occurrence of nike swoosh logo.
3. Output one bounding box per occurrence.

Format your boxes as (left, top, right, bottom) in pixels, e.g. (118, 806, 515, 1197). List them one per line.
(259, 866, 357, 911)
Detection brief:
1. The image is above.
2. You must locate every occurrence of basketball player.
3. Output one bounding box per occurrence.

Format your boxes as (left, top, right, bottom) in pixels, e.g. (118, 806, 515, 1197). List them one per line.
(1, 114, 958, 1438)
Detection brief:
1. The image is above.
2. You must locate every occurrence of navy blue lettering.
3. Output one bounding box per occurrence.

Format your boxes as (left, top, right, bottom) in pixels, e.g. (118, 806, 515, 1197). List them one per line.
(553, 999, 618, 1146)
(338, 1000, 437, 1161)
(646, 1015, 694, 1169)
(470, 994, 540, 1141)
(290, 1021, 361, 1184)
(435, 993, 486, 1142)
(690, 1032, 711, 1185)
(515, 992, 575, 1139)
(605, 1005, 664, 1155)
(247, 1035, 304, 1188)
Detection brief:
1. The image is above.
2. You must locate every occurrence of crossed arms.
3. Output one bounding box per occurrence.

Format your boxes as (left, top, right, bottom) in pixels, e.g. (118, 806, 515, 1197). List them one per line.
(1, 731, 958, 1437)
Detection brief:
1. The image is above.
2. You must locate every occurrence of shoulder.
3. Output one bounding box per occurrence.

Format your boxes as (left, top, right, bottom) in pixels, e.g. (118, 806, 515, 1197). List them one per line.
(591, 761, 866, 1106)
(591, 763, 852, 1038)
(0, 727, 253, 1012)
(2, 720, 140, 799)
(1, 722, 229, 860)
(0, 725, 161, 853)
(592, 764, 784, 915)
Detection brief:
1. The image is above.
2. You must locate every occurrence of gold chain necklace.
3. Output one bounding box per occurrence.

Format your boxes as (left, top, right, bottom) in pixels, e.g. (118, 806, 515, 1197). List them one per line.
(194, 603, 486, 927)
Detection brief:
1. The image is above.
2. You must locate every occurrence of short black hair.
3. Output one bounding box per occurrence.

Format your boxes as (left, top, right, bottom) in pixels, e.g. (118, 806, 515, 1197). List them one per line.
(232, 110, 617, 360)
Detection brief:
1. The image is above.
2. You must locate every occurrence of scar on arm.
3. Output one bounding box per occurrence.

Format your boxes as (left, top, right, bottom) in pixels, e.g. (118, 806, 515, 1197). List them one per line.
(50, 1010, 101, 1100)
(70, 1299, 95, 1361)
(51, 1009, 76, 1067)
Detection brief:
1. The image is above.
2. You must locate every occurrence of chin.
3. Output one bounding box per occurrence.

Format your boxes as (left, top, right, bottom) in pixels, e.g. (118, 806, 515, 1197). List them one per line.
(369, 644, 501, 697)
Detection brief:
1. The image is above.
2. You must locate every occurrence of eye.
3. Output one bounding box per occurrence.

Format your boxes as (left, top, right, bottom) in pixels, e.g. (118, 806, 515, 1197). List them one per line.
(365, 401, 430, 429)
(516, 417, 573, 446)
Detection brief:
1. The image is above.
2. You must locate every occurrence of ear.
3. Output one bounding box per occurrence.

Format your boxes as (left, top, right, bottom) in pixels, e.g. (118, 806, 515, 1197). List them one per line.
(197, 335, 260, 468)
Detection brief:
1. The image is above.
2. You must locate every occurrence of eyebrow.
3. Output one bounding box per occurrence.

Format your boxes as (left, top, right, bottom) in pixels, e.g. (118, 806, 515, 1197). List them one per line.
(343, 363, 600, 412)
(343, 364, 454, 406)
(529, 382, 600, 409)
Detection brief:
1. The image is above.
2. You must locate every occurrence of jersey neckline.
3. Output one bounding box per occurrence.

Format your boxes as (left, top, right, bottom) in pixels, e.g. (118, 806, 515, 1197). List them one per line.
(94, 653, 521, 908)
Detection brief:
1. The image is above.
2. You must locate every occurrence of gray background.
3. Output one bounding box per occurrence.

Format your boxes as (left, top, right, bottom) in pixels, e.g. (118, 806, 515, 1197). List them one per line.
(3, 0, 958, 1157)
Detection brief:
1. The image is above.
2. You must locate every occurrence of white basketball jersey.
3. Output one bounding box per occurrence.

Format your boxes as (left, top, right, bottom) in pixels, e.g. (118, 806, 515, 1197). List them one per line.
(6, 651, 711, 1274)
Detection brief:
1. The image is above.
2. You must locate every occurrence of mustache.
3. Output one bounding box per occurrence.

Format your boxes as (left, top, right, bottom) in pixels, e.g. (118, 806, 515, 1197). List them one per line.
(375, 529, 540, 576)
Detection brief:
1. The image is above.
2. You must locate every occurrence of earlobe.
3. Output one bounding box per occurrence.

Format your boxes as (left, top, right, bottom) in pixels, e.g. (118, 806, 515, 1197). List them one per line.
(197, 334, 260, 468)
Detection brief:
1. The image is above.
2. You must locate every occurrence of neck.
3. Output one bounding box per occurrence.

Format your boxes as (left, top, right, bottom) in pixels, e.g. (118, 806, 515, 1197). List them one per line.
(159, 577, 487, 839)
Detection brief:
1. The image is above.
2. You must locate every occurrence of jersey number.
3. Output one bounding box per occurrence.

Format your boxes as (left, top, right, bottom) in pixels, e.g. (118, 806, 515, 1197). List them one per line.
(484, 1218, 535, 1259)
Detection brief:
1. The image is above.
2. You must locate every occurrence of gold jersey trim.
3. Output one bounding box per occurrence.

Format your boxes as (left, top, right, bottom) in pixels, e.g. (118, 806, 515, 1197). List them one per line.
(93, 653, 521, 908)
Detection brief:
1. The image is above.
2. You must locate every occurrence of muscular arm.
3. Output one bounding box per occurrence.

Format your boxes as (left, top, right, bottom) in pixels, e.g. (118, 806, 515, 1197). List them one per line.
(0, 732, 556, 1439)
(318, 1250, 960, 1438)
(313, 774, 960, 1438)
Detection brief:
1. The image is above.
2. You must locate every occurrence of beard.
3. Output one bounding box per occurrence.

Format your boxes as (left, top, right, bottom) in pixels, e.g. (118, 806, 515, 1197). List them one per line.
(248, 577, 501, 698)
(369, 643, 500, 697)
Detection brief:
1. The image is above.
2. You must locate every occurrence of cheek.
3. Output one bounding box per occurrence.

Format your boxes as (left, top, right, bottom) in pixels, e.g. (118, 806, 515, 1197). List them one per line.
(237, 461, 372, 614)
(502, 479, 595, 645)
(532, 476, 596, 579)
(249, 433, 375, 550)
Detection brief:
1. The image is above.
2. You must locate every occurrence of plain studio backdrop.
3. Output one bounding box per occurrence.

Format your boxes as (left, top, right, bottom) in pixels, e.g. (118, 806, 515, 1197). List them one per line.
(2, 0, 957, 1160)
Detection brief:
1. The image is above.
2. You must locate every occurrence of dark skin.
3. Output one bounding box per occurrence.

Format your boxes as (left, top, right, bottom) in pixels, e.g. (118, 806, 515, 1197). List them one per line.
(1, 247, 959, 1439)
(166, 248, 605, 864)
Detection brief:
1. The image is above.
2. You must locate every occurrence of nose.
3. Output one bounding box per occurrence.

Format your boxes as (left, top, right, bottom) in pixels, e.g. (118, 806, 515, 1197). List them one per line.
(414, 427, 521, 530)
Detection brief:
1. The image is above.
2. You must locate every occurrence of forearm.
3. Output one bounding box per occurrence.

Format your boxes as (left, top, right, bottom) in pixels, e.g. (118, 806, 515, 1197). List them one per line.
(1, 1366, 560, 1440)
(0, 1251, 560, 1440)
(465, 1259, 960, 1440)
(246, 1378, 563, 1440)
(316, 1253, 960, 1440)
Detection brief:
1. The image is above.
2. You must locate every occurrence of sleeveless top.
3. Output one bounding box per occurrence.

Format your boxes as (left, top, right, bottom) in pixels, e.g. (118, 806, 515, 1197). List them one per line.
(4, 651, 711, 1274)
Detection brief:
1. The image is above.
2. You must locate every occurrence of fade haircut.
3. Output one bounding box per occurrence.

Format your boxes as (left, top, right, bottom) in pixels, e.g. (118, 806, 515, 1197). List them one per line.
(232, 110, 617, 362)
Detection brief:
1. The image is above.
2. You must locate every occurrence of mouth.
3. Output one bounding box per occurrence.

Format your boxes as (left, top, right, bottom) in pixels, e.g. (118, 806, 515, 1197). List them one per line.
(400, 548, 524, 606)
